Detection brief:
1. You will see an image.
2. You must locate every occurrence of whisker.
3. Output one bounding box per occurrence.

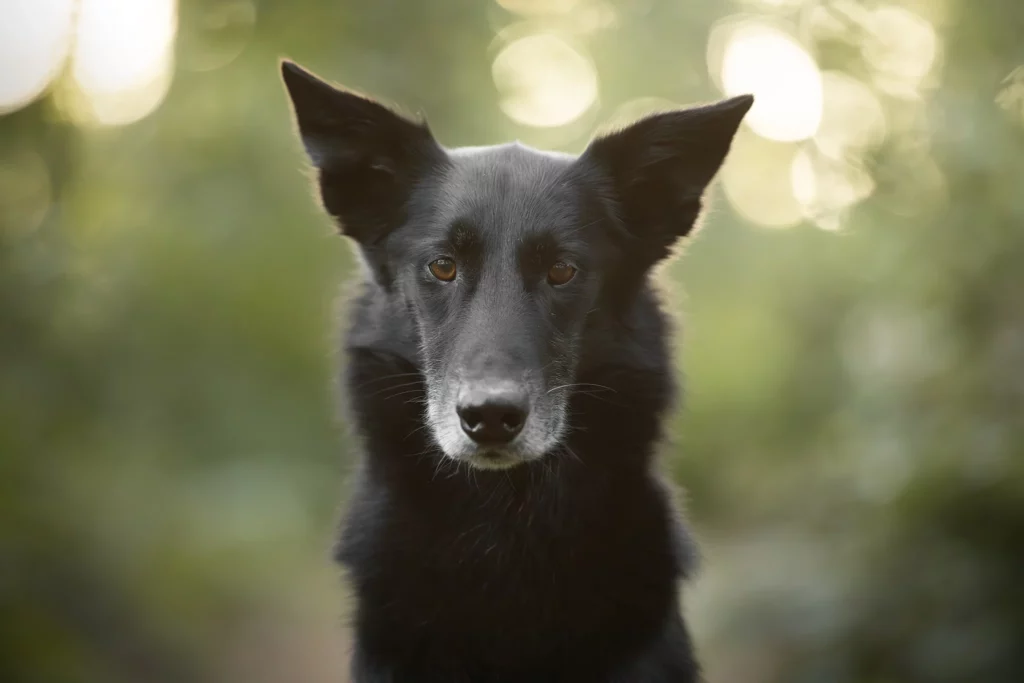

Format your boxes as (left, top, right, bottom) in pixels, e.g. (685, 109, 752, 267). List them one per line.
(377, 388, 427, 403)
(571, 390, 628, 406)
(405, 423, 431, 439)
(546, 382, 617, 395)
(364, 379, 425, 399)
(432, 454, 452, 481)
(352, 372, 422, 391)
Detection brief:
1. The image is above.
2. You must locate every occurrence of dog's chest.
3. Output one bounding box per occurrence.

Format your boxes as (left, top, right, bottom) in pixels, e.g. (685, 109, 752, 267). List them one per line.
(340, 475, 682, 657)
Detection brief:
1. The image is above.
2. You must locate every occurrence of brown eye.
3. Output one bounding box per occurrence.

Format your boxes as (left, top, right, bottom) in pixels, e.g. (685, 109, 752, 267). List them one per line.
(547, 262, 577, 286)
(428, 258, 457, 282)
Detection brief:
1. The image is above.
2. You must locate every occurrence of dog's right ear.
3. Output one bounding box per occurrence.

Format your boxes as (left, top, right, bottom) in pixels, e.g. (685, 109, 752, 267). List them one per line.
(280, 60, 443, 246)
(582, 95, 752, 266)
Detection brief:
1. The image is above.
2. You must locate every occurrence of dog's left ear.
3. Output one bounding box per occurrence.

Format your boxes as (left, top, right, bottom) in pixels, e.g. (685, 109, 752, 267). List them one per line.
(280, 60, 444, 249)
(582, 95, 753, 260)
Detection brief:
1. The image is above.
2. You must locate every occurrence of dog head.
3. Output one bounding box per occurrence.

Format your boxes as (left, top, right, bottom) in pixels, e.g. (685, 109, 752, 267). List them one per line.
(282, 60, 751, 469)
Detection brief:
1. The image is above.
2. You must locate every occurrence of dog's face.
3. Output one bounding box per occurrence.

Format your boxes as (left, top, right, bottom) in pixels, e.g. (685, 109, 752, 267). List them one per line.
(282, 61, 751, 469)
(389, 145, 605, 468)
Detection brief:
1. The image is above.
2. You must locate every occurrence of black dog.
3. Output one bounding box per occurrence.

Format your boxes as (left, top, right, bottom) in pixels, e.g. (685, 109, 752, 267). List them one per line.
(281, 60, 751, 682)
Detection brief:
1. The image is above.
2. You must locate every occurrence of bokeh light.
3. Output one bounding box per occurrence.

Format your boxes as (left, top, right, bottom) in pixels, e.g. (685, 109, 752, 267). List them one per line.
(720, 129, 804, 228)
(0, 0, 75, 114)
(496, 0, 582, 16)
(996, 66, 1024, 126)
(791, 147, 875, 231)
(572, 1, 618, 35)
(743, 0, 810, 7)
(68, 0, 178, 126)
(177, 0, 257, 72)
(715, 21, 822, 142)
(814, 71, 887, 159)
(861, 5, 939, 99)
(492, 33, 598, 128)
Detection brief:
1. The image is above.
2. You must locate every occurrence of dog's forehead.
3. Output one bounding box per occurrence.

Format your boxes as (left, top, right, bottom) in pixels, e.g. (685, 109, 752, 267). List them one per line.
(435, 143, 580, 235)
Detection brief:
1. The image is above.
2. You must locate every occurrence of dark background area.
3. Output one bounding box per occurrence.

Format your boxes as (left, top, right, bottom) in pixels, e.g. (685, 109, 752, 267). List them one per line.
(2, 0, 1023, 681)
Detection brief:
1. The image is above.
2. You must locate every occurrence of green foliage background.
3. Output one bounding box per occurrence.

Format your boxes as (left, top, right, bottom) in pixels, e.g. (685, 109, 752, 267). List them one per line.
(2, 1, 1023, 681)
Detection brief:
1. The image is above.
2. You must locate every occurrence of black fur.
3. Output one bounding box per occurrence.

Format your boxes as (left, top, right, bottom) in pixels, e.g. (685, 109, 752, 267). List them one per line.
(281, 60, 752, 682)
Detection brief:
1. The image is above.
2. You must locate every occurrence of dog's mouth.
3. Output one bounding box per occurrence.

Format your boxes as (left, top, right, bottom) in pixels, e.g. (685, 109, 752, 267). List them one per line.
(432, 422, 556, 470)
(424, 378, 568, 470)
(466, 449, 529, 471)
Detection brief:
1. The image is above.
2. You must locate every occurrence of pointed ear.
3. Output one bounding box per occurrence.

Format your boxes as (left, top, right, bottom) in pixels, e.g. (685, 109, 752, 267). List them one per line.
(582, 95, 753, 262)
(280, 60, 444, 246)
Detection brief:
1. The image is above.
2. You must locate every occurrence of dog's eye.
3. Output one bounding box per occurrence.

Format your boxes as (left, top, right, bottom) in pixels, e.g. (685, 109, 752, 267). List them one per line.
(547, 262, 577, 286)
(428, 258, 457, 282)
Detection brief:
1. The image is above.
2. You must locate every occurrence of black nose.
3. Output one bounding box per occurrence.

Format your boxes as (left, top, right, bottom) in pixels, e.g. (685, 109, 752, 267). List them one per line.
(456, 385, 529, 445)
